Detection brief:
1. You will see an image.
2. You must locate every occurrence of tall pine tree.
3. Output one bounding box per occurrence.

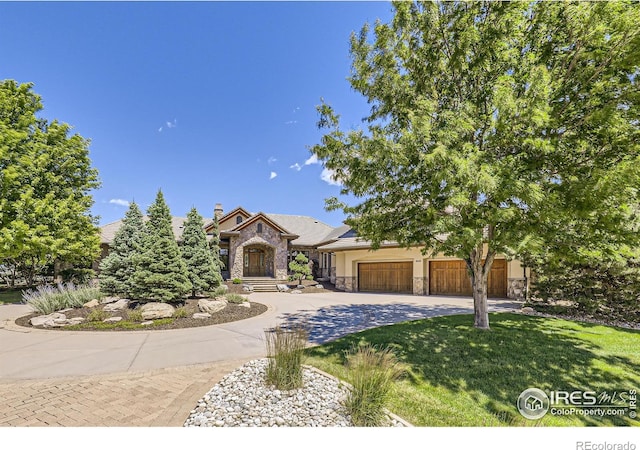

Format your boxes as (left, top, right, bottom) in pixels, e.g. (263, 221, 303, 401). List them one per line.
(132, 190, 191, 302)
(181, 207, 220, 296)
(208, 215, 224, 286)
(98, 202, 144, 296)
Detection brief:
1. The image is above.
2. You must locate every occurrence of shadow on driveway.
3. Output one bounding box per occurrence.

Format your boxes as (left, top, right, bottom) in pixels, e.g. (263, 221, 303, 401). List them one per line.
(278, 303, 473, 344)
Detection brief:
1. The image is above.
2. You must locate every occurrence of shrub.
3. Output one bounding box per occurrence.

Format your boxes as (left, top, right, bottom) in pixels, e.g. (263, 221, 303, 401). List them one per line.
(232, 278, 242, 284)
(209, 285, 228, 298)
(225, 293, 247, 304)
(306, 275, 314, 280)
(127, 309, 143, 322)
(264, 324, 308, 390)
(86, 308, 109, 323)
(288, 253, 312, 286)
(173, 306, 189, 318)
(61, 268, 96, 284)
(23, 283, 104, 314)
(343, 345, 404, 427)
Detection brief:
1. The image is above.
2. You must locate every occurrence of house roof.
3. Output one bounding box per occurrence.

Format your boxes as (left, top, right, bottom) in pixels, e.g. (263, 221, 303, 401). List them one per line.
(100, 216, 188, 245)
(264, 213, 335, 247)
(316, 237, 401, 251)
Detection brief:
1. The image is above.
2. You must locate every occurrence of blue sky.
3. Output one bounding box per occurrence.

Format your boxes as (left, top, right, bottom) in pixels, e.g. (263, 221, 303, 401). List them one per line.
(0, 1, 394, 227)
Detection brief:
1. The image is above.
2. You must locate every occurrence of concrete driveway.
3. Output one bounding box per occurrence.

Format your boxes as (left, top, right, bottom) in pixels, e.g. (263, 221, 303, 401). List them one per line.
(0, 292, 521, 426)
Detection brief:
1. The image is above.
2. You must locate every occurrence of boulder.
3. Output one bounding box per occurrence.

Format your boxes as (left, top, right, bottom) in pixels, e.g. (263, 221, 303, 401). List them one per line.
(100, 296, 119, 305)
(67, 317, 85, 325)
(30, 313, 66, 327)
(315, 284, 324, 289)
(242, 284, 254, 292)
(103, 317, 122, 323)
(290, 290, 302, 295)
(193, 312, 212, 320)
(296, 285, 305, 289)
(198, 299, 227, 315)
(140, 302, 176, 320)
(276, 284, 290, 292)
(83, 299, 100, 308)
(140, 321, 154, 326)
(521, 307, 535, 314)
(104, 299, 129, 311)
(238, 302, 251, 308)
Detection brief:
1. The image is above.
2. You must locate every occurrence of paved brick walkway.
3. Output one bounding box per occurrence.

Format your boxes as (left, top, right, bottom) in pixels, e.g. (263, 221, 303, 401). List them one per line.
(0, 359, 249, 427)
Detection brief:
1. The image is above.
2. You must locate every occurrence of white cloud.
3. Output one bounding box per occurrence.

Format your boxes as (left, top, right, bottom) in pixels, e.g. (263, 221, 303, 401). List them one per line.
(284, 120, 298, 125)
(158, 127, 163, 132)
(304, 154, 319, 166)
(320, 168, 341, 186)
(269, 171, 278, 180)
(109, 198, 130, 207)
(289, 163, 302, 171)
(293, 106, 300, 113)
(267, 156, 277, 165)
(166, 119, 177, 128)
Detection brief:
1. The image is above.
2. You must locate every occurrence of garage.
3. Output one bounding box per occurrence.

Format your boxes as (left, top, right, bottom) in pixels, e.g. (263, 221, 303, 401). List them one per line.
(358, 262, 413, 294)
(429, 259, 507, 298)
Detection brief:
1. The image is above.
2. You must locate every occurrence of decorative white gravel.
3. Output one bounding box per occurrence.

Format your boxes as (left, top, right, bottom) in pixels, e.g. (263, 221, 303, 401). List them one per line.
(183, 358, 406, 427)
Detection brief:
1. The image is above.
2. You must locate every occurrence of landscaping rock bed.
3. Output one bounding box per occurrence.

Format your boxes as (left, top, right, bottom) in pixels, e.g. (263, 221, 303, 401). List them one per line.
(183, 358, 408, 427)
(15, 298, 267, 331)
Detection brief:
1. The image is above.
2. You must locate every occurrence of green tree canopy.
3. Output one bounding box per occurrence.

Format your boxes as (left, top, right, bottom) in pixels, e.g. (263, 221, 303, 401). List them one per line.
(98, 202, 144, 297)
(312, 1, 640, 329)
(0, 80, 101, 286)
(181, 207, 220, 296)
(132, 190, 191, 302)
(207, 214, 224, 285)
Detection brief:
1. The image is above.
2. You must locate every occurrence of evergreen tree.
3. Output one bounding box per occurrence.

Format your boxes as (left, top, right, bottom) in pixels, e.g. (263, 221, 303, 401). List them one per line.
(181, 207, 220, 296)
(98, 202, 144, 296)
(289, 253, 312, 285)
(208, 215, 224, 286)
(132, 190, 191, 302)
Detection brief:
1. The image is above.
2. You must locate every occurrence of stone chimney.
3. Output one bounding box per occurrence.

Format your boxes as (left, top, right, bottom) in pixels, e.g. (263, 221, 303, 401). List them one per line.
(214, 203, 223, 220)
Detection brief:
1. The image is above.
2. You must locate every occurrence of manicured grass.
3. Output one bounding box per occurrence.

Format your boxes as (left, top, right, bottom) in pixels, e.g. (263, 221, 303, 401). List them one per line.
(305, 313, 640, 426)
(0, 289, 24, 305)
(65, 318, 174, 330)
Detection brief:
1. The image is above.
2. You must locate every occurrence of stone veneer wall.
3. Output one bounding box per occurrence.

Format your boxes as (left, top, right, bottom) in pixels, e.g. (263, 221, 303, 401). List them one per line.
(508, 278, 526, 300)
(229, 221, 289, 280)
(413, 277, 426, 295)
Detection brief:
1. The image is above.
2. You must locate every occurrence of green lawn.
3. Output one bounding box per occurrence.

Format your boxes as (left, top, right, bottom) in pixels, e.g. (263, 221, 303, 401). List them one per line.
(305, 313, 640, 426)
(0, 289, 24, 305)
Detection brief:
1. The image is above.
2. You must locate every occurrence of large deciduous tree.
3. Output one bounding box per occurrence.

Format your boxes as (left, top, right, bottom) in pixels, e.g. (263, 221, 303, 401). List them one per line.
(312, 2, 640, 329)
(181, 207, 220, 297)
(0, 80, 101, 286)
(98, 202, 144, 297)
(132, 190, 191, 302)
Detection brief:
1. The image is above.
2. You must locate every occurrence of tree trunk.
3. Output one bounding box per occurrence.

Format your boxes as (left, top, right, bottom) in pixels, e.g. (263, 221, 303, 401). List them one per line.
(471, 266, 490, 330)
(467, 244, 496, 330)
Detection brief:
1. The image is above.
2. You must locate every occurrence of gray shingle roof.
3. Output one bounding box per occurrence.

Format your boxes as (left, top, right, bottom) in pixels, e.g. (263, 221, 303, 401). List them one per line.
(316, 238, 400, 251)
(264, 214, 335, 247)
(100, 216, 188, 244)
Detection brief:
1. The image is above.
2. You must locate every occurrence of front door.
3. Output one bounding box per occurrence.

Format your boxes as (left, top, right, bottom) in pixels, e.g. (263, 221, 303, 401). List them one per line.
(244, 249, 265, 277)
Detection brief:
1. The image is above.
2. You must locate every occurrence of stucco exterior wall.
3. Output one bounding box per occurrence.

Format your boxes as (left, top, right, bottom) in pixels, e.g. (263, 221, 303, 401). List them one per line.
(330, 246, 523, 297)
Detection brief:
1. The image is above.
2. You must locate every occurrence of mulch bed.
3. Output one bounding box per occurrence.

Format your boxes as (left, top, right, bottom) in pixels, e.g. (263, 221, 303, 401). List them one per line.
(14, 298, 268, 332)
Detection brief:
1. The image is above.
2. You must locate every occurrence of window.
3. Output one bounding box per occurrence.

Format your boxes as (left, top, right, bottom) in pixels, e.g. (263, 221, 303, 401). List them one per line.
(236, 216, 243, 224)
(220, 248, 229, 270)
(257, 223, 263, 233)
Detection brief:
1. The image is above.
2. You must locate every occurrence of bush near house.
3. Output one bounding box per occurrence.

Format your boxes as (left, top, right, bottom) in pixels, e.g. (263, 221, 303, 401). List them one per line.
(288, 253, 312, 285)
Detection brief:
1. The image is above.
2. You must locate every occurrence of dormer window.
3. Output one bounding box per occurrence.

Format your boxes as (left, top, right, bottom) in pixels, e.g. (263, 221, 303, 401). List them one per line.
(257, 223, 263, 233)
(236, 216, 243, 224)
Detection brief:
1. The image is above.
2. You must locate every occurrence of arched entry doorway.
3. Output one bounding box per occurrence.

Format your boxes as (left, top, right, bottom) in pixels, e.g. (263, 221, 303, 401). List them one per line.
(244, 247, 266, 277)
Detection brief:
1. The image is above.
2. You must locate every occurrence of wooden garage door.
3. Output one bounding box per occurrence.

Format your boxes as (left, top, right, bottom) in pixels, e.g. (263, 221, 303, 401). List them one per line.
(429, 259, 507, 298)
(358, 262, 413, 294)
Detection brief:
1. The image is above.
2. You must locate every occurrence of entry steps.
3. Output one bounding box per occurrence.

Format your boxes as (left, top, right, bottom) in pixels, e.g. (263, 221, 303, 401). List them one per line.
(242, 277, 279, 292)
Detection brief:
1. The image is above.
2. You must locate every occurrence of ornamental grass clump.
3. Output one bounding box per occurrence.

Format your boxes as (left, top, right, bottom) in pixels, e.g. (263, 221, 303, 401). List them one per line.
(264, 324, 308, 390)
(344, 345, 404, 427)
(225, 293, 247, 304)
(23, 283, 104, 314)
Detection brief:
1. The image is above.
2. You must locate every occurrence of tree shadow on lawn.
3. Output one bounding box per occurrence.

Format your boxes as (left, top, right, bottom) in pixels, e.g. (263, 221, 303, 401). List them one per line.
(305, 312, 640, 426)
